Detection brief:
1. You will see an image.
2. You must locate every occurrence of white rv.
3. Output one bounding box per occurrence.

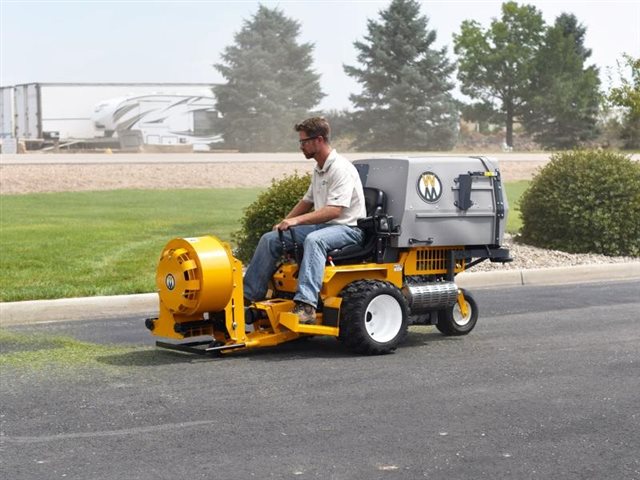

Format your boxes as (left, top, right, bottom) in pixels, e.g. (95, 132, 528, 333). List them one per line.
(92, 94, 223, 151)
(0, 83, 223, 151)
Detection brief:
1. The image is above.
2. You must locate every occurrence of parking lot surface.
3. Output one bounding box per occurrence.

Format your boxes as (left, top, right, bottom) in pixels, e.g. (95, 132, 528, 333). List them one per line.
(2, 281, 639, 480)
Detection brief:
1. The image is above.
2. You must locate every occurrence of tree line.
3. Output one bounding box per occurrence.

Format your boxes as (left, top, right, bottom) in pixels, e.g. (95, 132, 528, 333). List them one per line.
(214, 0, 639, 152)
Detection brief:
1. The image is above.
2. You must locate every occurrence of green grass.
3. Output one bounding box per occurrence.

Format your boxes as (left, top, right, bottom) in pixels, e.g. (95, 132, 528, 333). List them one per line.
(505, 180, 529, 233)
(0, 329, 182, 371)
(0, 189, 260, 301)
(0, 182, 529, 302)
(0, 329, 139, 370)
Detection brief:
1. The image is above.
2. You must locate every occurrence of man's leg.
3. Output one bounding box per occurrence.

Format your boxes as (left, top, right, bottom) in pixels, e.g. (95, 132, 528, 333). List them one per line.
(243, 226, 318, 303)
(242, 231, 282, 303)
(294, 225, 364, 309)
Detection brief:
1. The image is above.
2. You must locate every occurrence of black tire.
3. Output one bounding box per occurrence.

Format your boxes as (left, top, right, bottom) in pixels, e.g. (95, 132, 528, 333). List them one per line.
(435, 288, 478, 336)
(339, 280, 409, 355)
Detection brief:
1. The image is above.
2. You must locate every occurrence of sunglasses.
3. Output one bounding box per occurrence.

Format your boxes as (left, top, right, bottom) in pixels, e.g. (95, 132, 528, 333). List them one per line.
(298, 135, 320, 145)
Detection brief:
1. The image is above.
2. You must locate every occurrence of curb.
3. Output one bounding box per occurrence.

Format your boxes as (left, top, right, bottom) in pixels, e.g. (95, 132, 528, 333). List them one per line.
(1, 263, 639, 327)
(0, 293, 157, 327)
(456, 262, 640, 288)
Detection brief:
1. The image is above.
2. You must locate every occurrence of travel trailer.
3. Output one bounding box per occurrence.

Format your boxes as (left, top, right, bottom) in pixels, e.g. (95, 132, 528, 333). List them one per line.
(0, 83, 222, 151)
(92, 94, 223, 151)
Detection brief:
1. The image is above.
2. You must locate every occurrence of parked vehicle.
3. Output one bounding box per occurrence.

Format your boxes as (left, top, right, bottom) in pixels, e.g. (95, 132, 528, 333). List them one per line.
(92, 94, 222, 151)
(0, 83, 221, 150)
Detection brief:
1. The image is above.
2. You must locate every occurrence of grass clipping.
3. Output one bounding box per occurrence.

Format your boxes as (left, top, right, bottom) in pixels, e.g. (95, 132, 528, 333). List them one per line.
(0, 329, 142, 371)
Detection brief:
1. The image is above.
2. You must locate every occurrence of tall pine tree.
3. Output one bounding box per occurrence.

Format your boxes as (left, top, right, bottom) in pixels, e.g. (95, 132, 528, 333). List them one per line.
(214, 6, 324, 152)
(523, 13, 600, 148)
(344, 0, 458, 151)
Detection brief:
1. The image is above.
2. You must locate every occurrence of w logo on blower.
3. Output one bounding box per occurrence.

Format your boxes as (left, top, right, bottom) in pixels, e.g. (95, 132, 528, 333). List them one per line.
(417, 172, 443, 203)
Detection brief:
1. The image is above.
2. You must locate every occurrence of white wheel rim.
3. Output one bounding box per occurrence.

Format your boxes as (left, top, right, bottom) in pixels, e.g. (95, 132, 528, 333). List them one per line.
(452, 301, 472, 327)
(364, 294, 403, 343)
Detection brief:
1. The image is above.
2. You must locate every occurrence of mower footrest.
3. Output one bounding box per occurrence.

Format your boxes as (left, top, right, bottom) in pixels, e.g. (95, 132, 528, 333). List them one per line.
(279, 312, 339, 336)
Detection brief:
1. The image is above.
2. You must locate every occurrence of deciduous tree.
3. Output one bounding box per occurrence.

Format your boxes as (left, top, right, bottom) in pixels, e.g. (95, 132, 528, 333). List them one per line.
(608, 54, 640, 148)
(454, 2, 545, 147)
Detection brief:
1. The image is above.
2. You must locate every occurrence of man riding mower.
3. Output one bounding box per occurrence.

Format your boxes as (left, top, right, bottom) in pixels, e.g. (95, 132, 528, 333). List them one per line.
(146, 154, 511, 356)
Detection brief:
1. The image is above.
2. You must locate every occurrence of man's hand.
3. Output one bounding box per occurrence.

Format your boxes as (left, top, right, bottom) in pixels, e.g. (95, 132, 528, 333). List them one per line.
(273, 217, 299, 231)
(273, 205, 342, 231)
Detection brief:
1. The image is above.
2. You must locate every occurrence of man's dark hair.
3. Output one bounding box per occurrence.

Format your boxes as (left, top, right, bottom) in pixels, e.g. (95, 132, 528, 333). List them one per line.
(294, 117, 331, 143)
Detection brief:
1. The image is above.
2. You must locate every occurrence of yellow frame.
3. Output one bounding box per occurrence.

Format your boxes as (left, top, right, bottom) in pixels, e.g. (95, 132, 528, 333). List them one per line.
(150, 237, 468, 353)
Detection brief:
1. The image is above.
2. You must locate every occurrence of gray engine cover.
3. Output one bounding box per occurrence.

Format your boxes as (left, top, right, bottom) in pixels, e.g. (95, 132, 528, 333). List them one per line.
(353, 156, 509, 248)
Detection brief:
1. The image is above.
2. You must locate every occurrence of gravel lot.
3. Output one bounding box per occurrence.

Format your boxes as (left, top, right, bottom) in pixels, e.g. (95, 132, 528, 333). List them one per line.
(0, 154, 547, 194)
(1, 152, 635, 269)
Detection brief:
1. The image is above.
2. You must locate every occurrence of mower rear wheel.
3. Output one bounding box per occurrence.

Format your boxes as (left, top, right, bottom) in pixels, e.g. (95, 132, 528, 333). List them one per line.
(436, 288, 478, 336)
(339, 280, 409, 355)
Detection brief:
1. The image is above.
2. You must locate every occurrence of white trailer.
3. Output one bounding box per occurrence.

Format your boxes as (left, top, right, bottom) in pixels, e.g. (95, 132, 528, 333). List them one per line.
(0, 83, 221, 149)
(92, 94, 222, 151)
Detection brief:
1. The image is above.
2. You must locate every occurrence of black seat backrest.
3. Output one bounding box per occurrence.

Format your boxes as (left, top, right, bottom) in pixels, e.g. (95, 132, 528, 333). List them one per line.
(325, 188, 388, 264)
(363, 187, 386, 217)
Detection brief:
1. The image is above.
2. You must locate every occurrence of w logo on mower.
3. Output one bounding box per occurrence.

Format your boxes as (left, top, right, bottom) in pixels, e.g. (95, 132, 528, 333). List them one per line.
(417, 172, 443, 203)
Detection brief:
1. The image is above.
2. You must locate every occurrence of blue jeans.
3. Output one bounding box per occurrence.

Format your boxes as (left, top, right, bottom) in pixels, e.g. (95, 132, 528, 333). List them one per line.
(243, 224, 365, 308)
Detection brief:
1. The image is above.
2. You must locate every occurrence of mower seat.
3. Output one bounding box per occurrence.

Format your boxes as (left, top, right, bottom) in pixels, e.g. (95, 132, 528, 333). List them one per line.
(327, 187, 389, 263)
(363, 187, 387, 217)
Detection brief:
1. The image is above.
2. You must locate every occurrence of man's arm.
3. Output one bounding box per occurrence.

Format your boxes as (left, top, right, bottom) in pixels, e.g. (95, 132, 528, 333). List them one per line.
(275, 203, 342, 230)
(286, 199, 314, 219)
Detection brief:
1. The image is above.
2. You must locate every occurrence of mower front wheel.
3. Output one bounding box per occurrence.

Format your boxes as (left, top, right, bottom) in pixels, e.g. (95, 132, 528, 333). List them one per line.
(436, 288, 478, 336)
(339, 280, 409, 355)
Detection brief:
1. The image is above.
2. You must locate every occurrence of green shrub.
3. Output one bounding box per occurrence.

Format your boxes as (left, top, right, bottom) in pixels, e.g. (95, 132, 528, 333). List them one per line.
(519, 150, 640, 256)
(233, 172, 311, 262)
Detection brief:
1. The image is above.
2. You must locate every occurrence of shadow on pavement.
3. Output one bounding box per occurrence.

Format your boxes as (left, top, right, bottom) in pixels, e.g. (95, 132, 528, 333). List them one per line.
(94, 327, 454, 366)
(96, 349, 202, 367)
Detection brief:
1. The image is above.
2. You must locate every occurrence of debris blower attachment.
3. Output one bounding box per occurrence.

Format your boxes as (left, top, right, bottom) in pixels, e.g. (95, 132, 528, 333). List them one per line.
(146, 235, 334, 355)
(146, 236, 248, 350)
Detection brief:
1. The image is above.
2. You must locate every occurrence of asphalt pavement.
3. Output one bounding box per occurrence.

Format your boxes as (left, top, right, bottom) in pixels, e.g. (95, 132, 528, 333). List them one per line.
(2, 280, 639, 480)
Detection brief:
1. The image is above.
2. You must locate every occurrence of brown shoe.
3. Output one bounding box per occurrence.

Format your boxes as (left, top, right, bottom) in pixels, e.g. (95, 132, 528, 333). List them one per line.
(292, 301, 316, 325)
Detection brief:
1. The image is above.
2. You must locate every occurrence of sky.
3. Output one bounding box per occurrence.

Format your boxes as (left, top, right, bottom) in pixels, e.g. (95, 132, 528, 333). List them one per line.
(1, 0, 639, 110)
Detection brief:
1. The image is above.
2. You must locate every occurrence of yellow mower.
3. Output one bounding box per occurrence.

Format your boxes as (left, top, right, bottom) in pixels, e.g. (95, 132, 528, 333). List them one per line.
(145, 156, 512, 356)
